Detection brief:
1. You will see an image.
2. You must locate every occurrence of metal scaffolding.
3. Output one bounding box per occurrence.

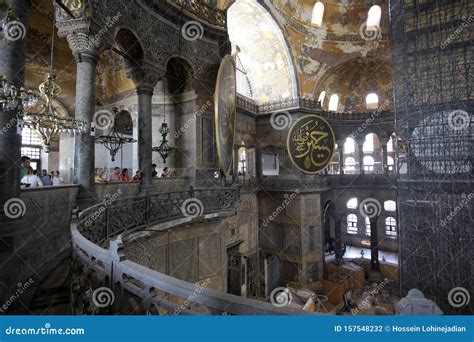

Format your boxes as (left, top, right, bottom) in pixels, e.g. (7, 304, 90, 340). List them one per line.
(391, 0, 473, 314)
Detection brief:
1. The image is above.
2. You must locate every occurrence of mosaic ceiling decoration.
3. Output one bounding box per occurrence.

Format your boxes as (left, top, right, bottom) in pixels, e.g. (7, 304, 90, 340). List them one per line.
(227, 0, 298, 105)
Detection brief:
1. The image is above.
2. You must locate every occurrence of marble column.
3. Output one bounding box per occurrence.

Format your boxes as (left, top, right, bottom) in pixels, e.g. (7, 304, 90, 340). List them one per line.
(0, 0, 29, 206)
(336, 139, 345, 175)
(136, 84, 155, 193)
(73, 54, 98, 196)
(368, 215, 382, 282)
(381, 136, 389, 176)
(356, 137, 365, 175)
(334, 216, 343, 261)
(127, 65, 162, 194)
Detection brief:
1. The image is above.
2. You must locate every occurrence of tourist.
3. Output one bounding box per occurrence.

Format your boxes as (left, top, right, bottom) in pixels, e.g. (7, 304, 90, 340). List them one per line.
(20, 156, 31, 179)
(52, 171, 64, 186)
(152, 164, 158, 177)
(20, 166, 43, 188)
(109, 167, 121, 182)
(94, 168, 106, 183)
(161, 167, 172, 178)
(120, 168, 131, 182)
(40, 169, 53, 186)
(133, 171, 141, 181)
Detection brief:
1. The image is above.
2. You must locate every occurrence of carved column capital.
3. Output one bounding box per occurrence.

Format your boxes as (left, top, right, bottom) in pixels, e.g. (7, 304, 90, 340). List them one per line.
(126, 62, 165, 91)
(56, 18, 112, 60)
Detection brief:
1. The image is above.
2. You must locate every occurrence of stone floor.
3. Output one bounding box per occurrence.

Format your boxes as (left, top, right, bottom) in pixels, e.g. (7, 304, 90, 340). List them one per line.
(325, 246, 398, 264)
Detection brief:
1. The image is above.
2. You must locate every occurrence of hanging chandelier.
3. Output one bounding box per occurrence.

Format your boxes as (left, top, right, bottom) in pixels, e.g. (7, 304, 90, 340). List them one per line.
(0, 76, 38, 111)
(152, 122, 174, 163)
(21, 17, 87, 152)
(95, 108, 136, 162)
(22, 73, 88, 152)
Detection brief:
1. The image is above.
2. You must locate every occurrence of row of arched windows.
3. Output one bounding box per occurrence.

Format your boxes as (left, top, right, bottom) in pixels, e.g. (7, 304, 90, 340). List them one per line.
(319, 92, 381, 112)
(312, 3, 382, 31)
(346, 198, 397, 237)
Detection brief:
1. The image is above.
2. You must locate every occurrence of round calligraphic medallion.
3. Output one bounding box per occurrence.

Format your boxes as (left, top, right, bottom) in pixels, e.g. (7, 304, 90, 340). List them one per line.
(287, 115, 336, 174)
(214, 55, 237, 175)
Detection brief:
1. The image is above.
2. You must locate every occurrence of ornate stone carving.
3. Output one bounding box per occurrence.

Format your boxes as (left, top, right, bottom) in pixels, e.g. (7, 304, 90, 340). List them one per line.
(126, 61, 165, 91)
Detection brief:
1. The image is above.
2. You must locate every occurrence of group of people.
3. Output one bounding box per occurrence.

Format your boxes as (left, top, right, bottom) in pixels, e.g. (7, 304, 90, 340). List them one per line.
(20, 156, 64, 188)
(94, 165, 173, 183)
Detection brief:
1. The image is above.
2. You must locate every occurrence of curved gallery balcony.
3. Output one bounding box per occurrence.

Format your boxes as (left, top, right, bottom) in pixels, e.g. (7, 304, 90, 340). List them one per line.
(71, 187, 319, 315)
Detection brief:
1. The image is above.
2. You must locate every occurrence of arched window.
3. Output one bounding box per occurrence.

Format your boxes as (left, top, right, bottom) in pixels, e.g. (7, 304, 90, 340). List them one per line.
(385, 217, 397, 237)
(318, 91, 326, 106)
(387, 135, 395, 152)
(387, 156, 394, 171)
(344, 137, 355, 154)
(365, 217, 371, 236)
(366, 93, 379, 110)
(363, 133, 375, 152)
(238, 146, 247, 175)
(347, 198, 358, 209)
(236, 56, 253, 98)
(384, 200, 396, 212)
(344, 157, 356, 173)
(311, 2, 325, 28)
(363, 156, 375, 172)
(21, 127, 42, 171)
(367, 5, 382, 32)
(328, 94, 339, 112)
(347, 214, 358, 234)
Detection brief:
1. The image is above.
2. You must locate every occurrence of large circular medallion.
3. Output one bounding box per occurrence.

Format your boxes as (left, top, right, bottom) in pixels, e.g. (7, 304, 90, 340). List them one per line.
(215, 55, 237, 175)
(287, 115, 336, 174)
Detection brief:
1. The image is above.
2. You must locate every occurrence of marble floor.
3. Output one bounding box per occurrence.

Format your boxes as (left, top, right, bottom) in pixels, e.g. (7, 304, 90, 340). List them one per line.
(325, 246, 398, 264)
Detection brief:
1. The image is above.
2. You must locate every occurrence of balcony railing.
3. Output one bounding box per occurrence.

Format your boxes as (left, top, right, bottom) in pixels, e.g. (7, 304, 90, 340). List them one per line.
(71, 187, 320, 315)
(166, 0, 226, 29)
